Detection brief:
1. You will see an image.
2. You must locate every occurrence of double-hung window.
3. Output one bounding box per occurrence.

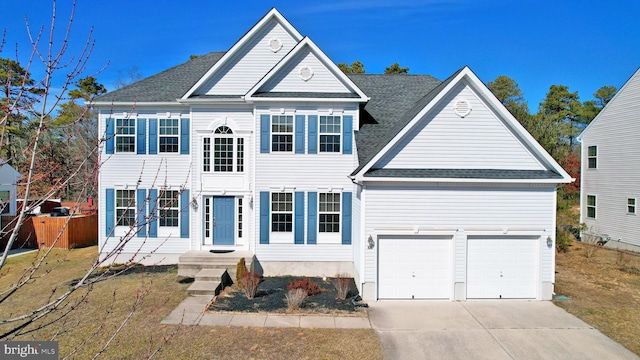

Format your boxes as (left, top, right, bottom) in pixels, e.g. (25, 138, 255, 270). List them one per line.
(116, 190, 136, 226)
(628, 198, 636, 214)
(319, 193, 340, 233)
(588, 146, 597, 169)
(271, 192, 293, 232)
(202, 126, 244, 172)
(159, 190, 179, 227)
(587, 195, 596, 218)
(115, 119, 135, 153)
(319, 116, 341, 153)
(159, 119, 179, 153)
(0, 190, 10, 215)
(271, 115, 293, 152)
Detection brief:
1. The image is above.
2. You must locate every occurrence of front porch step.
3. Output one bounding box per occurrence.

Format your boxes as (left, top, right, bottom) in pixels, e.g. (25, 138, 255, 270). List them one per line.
(178, 250, 253, 279)
(195, 268, 227, 282)
(187, 280, 223, 296)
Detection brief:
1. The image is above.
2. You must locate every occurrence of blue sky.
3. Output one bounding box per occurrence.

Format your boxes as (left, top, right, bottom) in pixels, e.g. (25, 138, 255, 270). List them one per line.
(2, 0, 639, 108)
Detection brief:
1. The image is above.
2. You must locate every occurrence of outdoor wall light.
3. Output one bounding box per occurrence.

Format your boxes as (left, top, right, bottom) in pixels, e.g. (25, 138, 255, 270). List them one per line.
(546, 236, 553, 248)
(367, 235, 375, 250)
(191, 198, 198, 211)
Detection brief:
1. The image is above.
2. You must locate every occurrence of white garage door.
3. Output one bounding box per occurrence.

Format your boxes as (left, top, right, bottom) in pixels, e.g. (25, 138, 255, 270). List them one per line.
(378, 237, 452, 299)
(467, 236, 538, 299)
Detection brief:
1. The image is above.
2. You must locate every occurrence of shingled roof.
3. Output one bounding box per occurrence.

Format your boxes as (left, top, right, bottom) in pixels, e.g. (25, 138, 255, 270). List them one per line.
(95, 52, 225, 103)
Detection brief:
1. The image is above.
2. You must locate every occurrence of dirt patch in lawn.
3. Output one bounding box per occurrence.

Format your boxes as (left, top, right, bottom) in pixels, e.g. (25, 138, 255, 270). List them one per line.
(554, 241, 640, 355)
(210, 276, 368, 316)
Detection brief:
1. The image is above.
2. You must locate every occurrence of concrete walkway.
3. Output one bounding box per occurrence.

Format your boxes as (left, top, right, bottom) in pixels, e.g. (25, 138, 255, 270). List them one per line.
(161, 295, 371, 329)
(368, 301, 639, 360)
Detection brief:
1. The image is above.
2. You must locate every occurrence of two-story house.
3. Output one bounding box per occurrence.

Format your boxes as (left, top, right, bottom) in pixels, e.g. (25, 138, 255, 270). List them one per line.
(579, 68, 640, 251)
(95, 9, 572, 301)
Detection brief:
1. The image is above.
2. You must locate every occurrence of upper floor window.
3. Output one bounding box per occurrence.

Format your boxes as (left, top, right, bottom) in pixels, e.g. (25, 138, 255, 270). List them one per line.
(587, 195, 596, 218)
(116, 189, 136, 226)
(319, 116, 341, 153)
(115, 119, 135, 153)
(628, 198, 636, 214)
(588, 146, 597, 169)
(202, 126, 244, 173)
(159, 190, 179, 227)
(159, 119, 179, 153)
(271, 115, 293, 152)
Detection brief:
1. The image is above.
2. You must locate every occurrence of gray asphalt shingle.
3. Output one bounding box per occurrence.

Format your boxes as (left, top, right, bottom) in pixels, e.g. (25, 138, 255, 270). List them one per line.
(364, 169, 563, 180)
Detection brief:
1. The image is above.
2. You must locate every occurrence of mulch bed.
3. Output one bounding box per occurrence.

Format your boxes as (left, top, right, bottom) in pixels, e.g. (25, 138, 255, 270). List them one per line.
(209, 276, 366, 315)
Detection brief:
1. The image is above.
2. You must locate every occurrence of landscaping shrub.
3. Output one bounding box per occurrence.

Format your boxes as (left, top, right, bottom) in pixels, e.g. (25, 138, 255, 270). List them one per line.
(285, 288, 307, 311)
(287, 277, 321, 296)
(236, 258, 248, 287)
(242, 270, 260, 299)
(332, 273, 351, 300)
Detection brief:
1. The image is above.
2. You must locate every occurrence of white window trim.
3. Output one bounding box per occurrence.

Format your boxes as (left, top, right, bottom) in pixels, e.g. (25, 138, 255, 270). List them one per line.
(157, 189, 181, 238)
(627, 198, 636, 215)
(202, 129, 245, 173)
(270, 114, 294, 153)
(317, 191, 342, 244)
(158, 118, 180, 154)
(115, 118, 136, 153)
(270, 191, 294, 244)
(587, 195, 597, 219)
(318, 115, 342, 154)
(587, 145, 597, 169)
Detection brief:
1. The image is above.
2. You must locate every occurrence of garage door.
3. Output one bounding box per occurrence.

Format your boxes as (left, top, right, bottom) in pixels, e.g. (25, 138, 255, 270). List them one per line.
(467, 236, 538, 299)
(378, 236, 452, 299)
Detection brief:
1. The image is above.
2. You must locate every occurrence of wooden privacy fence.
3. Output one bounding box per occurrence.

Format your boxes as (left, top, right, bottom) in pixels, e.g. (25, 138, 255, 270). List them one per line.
(28, 214, 97, 249)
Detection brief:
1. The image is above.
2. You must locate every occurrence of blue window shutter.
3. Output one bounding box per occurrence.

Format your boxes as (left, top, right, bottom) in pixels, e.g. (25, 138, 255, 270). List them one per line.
(308, 115, 318, 154)
(137, 188, 147, 237)
(342, 192, 352, 245)
(105, 188, 114, 236)
(295, 115, 305, 154)
(105, 118, 114, 154)
(149, 189, 158, 238)
(180, 189, 190, 238)
(294, 192, 304, 244)
(260, 114, 270, 154)
(343, 115, 353, 154)
(148, 119, 158, 155)
(260, 192, 269, 244)
(137, 119, 146, 154)
(307, 192, 317, 245)
(180, 118, 190, 154)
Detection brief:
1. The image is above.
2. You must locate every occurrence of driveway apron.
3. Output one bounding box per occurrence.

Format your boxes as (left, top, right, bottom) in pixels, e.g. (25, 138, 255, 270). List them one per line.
(368, 301, 639, 360)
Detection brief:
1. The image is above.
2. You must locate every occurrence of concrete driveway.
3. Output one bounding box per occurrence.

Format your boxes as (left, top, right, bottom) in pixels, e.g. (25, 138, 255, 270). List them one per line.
(368, 301, 639, 360)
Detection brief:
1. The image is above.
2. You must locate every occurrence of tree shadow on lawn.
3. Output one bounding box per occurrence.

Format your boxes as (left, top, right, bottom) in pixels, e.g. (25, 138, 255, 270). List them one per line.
(209, 276, 364, 315)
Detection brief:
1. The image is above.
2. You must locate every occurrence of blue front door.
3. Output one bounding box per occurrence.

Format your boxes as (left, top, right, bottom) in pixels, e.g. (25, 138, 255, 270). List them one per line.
(213, 196, 235, 245)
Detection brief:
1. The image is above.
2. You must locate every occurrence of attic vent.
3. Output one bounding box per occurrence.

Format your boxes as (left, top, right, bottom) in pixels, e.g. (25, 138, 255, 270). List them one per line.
(268, 38, 282, 52)
(299, 65, 314, 81)
(454, 98, 472, 117)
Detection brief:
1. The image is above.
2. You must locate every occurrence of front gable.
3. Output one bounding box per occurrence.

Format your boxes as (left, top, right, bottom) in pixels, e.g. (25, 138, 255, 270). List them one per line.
(183, 9, 303, 98)
(354, 67, 573, 183)
(246, 38, 368, 101)
(373, 80, 545, 171)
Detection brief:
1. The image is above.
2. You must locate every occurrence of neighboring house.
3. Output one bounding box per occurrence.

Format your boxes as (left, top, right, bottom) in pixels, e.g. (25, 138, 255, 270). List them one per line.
(579, 68, 640, 251)
(0, 160, 21, 216)
(94, 9, 572, 301)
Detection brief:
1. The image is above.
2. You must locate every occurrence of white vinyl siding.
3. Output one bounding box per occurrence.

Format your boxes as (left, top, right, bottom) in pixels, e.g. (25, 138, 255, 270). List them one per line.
(199, 19, 297, 95)
(259, 48, 350, 94)
(374, 83, 545, 170)
(580, 69, 640, 247)
(363, 184, 556, 288)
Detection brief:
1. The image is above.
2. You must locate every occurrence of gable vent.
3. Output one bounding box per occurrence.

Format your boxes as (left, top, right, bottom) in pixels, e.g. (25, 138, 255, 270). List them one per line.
(268, 38, 283, 52)
(299, 65, 314, 81)
(454, 99, 472, 117)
